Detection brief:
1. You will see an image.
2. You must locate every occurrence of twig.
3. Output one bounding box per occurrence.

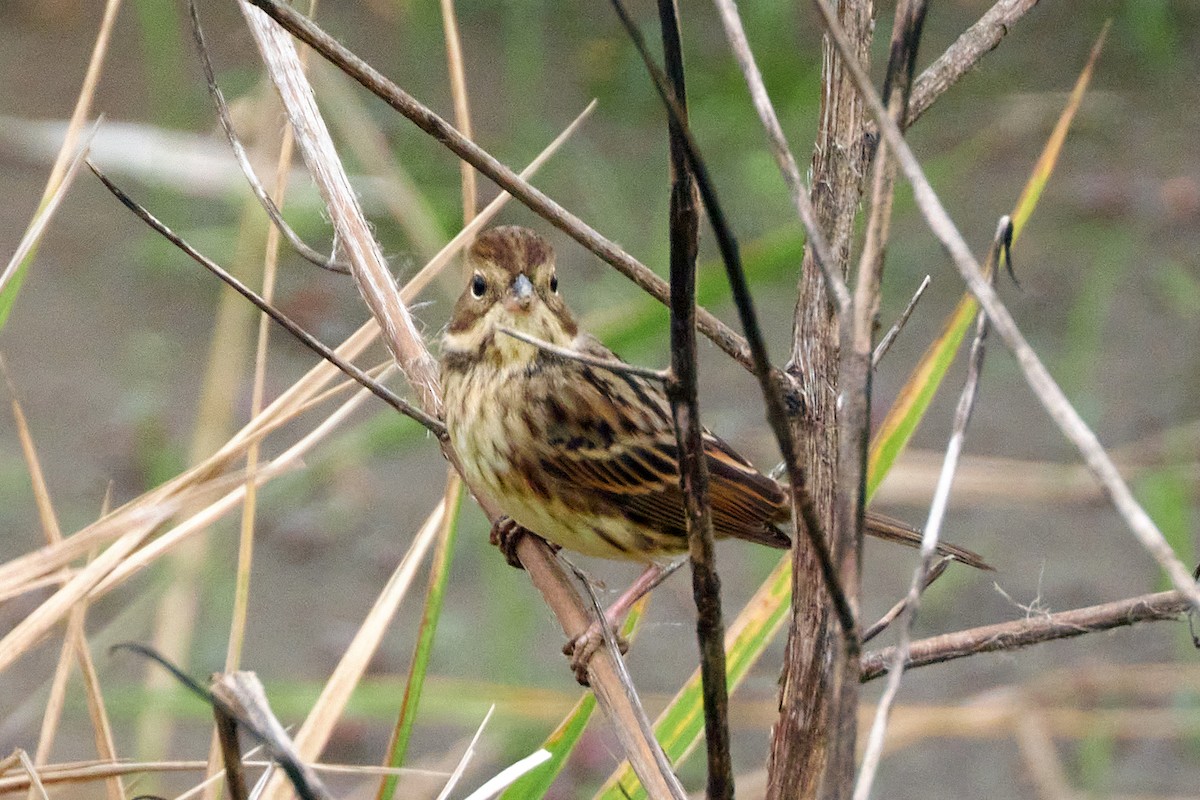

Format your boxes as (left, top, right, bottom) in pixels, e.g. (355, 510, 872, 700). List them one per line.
(855, 217, 1006, 800)
(495, 326, 666, 382)
(607, 0, 857, 644)
(711, 0, 850, 314)
(187, 0, 347, 273)
(861, 590, 1191, 681)
(243, 0, 756, 371)
(86, 161, 446, 440)
(654, 1, 733, 797)
(905, 0, 1041, 129)
(812, 0, 1200, 613)
(860, 556, 950, 644)
(872, 274, 931, 366)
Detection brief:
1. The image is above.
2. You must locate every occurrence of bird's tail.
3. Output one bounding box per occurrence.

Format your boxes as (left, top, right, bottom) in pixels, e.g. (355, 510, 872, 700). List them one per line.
(865, 510, 993, 571)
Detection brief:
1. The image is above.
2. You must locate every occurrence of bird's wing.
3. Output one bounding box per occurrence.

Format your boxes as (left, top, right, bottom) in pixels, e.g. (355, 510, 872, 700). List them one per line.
(523, 337, 789, 549)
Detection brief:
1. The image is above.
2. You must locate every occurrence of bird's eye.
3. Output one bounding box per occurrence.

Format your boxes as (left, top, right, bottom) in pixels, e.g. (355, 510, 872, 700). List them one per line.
(549, 273, 559, 293)
(470, 274, 487, 298)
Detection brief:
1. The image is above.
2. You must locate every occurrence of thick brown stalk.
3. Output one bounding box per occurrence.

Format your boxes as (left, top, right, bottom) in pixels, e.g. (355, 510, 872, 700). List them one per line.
(769, 1, 874, 798)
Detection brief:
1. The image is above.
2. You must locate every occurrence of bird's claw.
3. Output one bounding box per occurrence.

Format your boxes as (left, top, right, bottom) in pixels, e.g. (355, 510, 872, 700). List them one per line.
(489, 516, 558, 569)
(562, 622, 629, 686)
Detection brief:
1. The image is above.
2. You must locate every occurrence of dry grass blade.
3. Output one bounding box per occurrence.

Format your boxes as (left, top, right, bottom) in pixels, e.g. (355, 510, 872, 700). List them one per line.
(813, 0, 1200, 612)
(0, 757, 440, 795)
(239, 2, 439, 416)
(439, 0, 477, 225)
(255, 488, 446, 800)
(0, 0, 121, 329)
(17, 750, 50, 800)
(0, 123, 97, 298)
(0, 464, 279, 673)
(436, 706, 494, 800)
(316, 67, 445, 262)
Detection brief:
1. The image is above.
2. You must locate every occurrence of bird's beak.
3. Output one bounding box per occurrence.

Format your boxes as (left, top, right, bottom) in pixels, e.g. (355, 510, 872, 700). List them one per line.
(504, 273, 535, 314)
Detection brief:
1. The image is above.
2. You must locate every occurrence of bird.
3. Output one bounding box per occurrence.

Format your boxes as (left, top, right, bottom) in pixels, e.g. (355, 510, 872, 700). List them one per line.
(440, 225, 988, 679)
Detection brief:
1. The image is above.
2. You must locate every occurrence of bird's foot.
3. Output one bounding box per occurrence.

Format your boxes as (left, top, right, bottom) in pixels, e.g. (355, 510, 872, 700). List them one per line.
(562, 621, 629, 686)
(489, 516, 559, 569)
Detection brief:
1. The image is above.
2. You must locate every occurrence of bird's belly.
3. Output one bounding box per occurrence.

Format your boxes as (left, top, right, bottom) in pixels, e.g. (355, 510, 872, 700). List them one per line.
(444, 367, 669, 562)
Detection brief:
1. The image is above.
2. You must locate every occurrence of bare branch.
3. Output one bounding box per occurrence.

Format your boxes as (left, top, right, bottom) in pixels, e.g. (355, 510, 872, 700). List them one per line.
(861, 591, 1192, 681)
(653, 1, 734, 796)
(812, 0, 1200, 613)
(872, 274, 931, 366)
(906, 0, 1042, 129)
(496, 326, 666, 382)
(860, 556, 950, 644)
(87, 162, 446, 439)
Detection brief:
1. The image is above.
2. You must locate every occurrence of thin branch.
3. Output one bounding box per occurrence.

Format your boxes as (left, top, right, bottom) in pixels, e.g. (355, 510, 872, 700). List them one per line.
(711, 0, 850, 314)
(655, 1, 734, 797)
(496, 326, 666, 382)
(856, 218, 1006, 800)
(872, 274, 930, 366)
(187, 0, 347, 273)
(812, 0, 1200, 613)
(861, 590, 1192, 681)
(905, 0, 1041, 129)
(860, 556, 950, 644)
(87, 161, 446, 439)
(243, 0, 755, 371)
(608, 0, 858, 643)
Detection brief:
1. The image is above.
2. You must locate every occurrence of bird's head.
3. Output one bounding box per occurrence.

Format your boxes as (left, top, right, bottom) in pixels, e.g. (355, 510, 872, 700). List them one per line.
(443, 226, 578, 364)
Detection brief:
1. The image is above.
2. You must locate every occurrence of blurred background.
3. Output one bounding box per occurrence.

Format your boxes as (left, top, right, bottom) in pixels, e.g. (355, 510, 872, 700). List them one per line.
(1, 1, 1198, 797)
